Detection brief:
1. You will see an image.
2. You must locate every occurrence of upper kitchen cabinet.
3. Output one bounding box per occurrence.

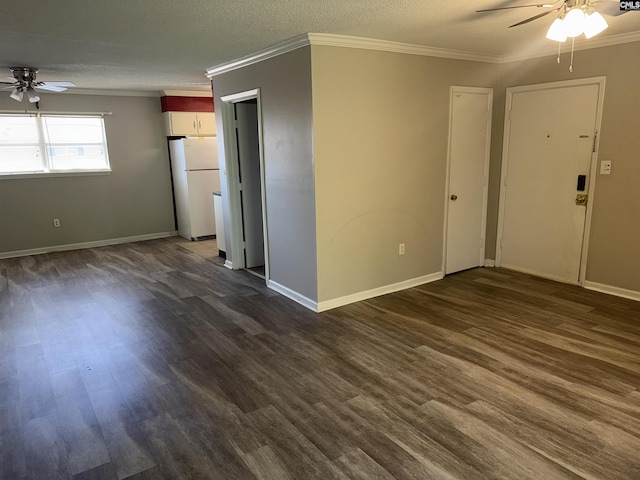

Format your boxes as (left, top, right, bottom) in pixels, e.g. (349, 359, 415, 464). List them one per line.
(164, 112, 216, 136)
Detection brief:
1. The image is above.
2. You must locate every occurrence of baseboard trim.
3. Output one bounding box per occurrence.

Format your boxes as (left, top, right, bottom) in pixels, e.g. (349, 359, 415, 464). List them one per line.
(317, 271, 444, 312)
(499, 264, 581, 286)
(584, 281, 640, 303)
(263, 272, 445, 313)
(224, 260, 233, 270)
(0, 231, 178, 260)
(485, 259, 496, 267)
(267, 279, 319, 312)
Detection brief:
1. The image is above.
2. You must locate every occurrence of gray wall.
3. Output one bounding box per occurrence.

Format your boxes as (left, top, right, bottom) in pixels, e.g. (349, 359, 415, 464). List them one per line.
(0, 93, 175, 255)
(486, 41, 640, 292)
(211, 47, 318, 302)
(311, 45, 498, 302)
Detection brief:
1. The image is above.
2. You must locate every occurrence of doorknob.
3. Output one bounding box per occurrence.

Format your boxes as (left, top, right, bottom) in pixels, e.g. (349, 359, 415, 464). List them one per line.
(450, 194, 458, 201)
(575, 194, 588, 206)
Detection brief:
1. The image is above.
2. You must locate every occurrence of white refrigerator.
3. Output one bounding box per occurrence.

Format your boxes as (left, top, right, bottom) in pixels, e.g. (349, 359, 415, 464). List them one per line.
(169, 137, 220, 240)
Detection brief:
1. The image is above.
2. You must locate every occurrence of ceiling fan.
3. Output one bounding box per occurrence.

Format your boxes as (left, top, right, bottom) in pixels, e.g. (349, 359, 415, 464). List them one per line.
(478, 0, 626, 70)
(477, 0, 625, 29)
(0, 67, 76, 107)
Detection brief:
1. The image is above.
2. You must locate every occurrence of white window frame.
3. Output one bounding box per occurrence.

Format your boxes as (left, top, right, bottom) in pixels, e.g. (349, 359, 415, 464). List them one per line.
(0, 112, 112, 179)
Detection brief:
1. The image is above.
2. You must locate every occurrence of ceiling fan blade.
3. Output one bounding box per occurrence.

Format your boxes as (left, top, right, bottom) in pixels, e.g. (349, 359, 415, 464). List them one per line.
(43, 81, 76, 87)
(0, 86, 16, 91)
(34, 85, 68, 92)
(0, 81, 17, 85)
(509, 8, 559, 27)
(477, 3, 555, 13)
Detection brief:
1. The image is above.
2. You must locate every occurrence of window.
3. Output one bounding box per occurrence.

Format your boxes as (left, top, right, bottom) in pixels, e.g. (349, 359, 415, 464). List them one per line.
(0, 114, 110, 176)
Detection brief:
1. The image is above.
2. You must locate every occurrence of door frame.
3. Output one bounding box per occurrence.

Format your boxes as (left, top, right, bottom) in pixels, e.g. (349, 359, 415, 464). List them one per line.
(495, 76, 606, 285)
(219, 88, 270, 281)
(442, 86, 493, 275)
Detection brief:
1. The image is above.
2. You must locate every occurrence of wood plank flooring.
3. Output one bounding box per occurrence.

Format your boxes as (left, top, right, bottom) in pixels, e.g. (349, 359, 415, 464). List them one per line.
(1, 238, 640, 479)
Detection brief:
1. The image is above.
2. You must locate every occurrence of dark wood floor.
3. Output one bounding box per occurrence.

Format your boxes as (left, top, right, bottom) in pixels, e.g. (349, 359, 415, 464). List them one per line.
(1, 238, 640, 479)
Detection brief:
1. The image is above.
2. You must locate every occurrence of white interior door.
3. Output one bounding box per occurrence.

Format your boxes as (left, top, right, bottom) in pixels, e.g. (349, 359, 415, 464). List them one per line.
(498, 81, 602, 284)
(236, 101, 265, 269)
(445, 87, 492, 275)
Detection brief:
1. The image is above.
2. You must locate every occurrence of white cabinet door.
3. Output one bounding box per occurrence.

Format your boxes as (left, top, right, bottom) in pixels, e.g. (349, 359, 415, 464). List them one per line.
(196, 113, 216, 135)
(165, 112, 198, 136)
(164, 112, 217, 136)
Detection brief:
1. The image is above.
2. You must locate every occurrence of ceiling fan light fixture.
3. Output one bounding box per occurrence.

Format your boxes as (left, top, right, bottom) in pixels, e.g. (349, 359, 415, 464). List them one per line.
(546, 17, 568, 42)
(583, 9, 608, 39)
(26, 88, 40, 103)
(10, 87, 24, 102)
(562, 7, 587, 37)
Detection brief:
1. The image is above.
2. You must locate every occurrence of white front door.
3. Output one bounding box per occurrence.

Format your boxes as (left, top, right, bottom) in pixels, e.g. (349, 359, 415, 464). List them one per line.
(445, 87, 492, 275)
(497, 80, 604, 284)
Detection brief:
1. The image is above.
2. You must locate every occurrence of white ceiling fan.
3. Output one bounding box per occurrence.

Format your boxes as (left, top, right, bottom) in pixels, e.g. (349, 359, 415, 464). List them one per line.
(477, 0, 628, 70)
(0, 67, 76, 107)
(476, 0, 627, 29)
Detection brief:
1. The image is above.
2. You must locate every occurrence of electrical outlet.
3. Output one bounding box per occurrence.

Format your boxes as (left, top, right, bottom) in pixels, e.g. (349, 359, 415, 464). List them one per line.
(600, 160, 611, 175)
(399, 243, 405, 255)
(53, 218, 60, 228)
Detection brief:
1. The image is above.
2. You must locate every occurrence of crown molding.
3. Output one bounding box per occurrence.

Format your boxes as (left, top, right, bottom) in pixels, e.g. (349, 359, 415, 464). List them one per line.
(206, 34, 311, 78)
(161, 89, 212, 97)
(307, 33, 502, 63)
(52, 87, 213, 98)
(499, 31, 640, 64)
(60, 88, 162, 97)
(206, 31, 640, 77)
(205, 33, 501, 78)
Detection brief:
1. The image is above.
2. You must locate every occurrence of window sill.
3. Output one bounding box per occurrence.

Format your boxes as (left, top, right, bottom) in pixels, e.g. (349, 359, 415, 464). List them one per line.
(0, 170, 112, 180)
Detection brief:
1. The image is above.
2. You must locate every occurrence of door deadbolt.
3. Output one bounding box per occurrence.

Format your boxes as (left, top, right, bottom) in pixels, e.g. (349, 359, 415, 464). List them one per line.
(575, 194, 588, 206)
(450, 194, 458, 201)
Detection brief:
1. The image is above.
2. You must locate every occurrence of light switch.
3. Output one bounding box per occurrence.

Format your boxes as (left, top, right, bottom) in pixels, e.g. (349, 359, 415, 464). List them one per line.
(600, 160, 611, 175)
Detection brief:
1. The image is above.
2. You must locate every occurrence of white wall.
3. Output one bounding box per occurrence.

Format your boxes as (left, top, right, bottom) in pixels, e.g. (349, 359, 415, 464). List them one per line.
(0, 93, 175, 255)
(311, 45, 498, 304)
(210, 38, 640, 309)
(486, 41, 640, 293)
(212, 47, 318, 302)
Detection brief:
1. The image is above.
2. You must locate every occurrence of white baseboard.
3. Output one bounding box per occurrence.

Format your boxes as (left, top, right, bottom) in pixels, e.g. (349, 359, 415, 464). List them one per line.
(267, 279, 319, 311)
(584, 281, 640, 303)
(0, 231, 177, 260)
(316, 271, 444, 312)
(224, 260, 234, 270)
(499, 263, 581, 286)
(485, 259, 496, 267)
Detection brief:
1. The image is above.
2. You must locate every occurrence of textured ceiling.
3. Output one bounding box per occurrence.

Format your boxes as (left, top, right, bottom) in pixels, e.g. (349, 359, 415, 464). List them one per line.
(0, 0, 638, 93)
